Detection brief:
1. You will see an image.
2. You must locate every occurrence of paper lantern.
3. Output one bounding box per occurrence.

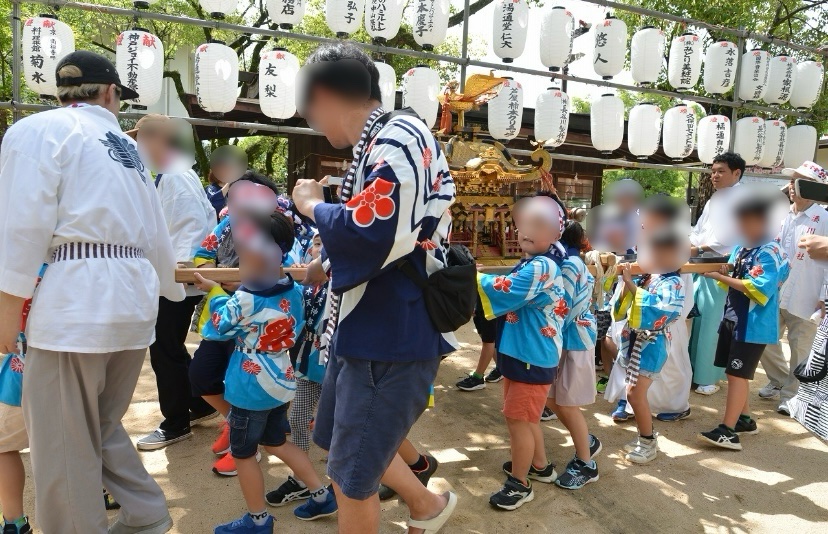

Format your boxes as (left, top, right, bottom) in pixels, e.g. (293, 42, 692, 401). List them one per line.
(758, 120, 787, 168)
(702, 40, 738, 95)
(540, 6, 574, 72)
(763, 56, 797, 105)
(375, 61, 396, 111)
(697, 115, 731, 164)
(627, 103, 662, 159)
(733, 117, 766, 166)
(365, 0, 406, 42)
(738, 50, 771, 101)
(784, 125, 818, 168)
(115, 29, 163, 107)
(662, 104, 696, 161)
(266, 0, 306, 29)
(411, 0, 450, 51)
(592, 15, 627, 79)
(667, 32, 702, 91)
(789, 61, 824, 110)
(194, 41, 239, 114)
(199, 0, 237, 18)
(401, 66, 439, 128)
(534, 88, 569, 147)
(259, 49, 299, 120)
(630, 26, 665, 85)
(487, 79, 523, 141)
(326, 0, 365, 37)
(590, 93, 624, 154)
(493, 0, 529, 63)
(22, 15, 75, 97)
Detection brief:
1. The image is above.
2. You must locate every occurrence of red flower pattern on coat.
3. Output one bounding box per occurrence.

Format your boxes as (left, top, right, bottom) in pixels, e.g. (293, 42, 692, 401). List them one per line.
(505, 312, 519, 324)
(211, 312, 221, 328)
(540, 326, 557, 338)
(279, 298, 291, 313)
(257, 317, 296, 351)
(539, 273, 550, 283)
(653, 315, 668, 329)
(9, 357, 24, 373)
(493, 276, 512, 293)
(422, 147, 433, 168)
(553, 298, 569, 318)
(346, 178, 396, 227)
(285, 366, 295, 380)
(242, 360, 261, 375)
(419, 239, 438, 250)
(749, 265, 764, 278)
(201, 234, 219, 252)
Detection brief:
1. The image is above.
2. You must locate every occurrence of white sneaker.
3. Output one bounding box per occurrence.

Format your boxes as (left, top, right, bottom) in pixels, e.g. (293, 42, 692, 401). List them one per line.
(624, 431, 659, 453)
(777, 401, 791, 416)
(695, 384, 720, 396)
(625, 435, 658, 464)
(758, 383, 782, 400)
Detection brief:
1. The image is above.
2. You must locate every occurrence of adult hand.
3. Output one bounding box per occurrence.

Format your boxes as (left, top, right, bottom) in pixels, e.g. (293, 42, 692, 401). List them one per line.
(292, 179, 325, 220)
(302, 257, 328, 285)
(799, 235, 828, 260)
(193, 272, 220, 292)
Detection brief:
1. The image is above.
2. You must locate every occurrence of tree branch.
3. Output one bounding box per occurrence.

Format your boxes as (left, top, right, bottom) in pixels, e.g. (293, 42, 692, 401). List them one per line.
(164, 69, 209, 174)
(448, 0, 495, 28)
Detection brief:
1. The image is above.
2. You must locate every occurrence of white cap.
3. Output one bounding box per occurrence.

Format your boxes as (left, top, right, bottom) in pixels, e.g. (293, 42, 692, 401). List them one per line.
(782, 161, 828, 183)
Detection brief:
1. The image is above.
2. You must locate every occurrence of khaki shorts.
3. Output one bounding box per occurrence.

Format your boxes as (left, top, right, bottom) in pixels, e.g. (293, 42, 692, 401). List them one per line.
(548, 349, 597, 407)
(0, 403, 28, 453)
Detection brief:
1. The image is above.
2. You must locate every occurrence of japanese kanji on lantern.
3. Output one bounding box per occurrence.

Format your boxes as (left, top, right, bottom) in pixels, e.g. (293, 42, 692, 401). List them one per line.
(592, 14, 627, 80)
(662, 103, 696, 161)
(630, 26, 665, 86)
(194, 41, 239, 114)
(487, 79, 523, 141)
(401, 65, 439, 128)
(697, 115, 730, 164)
(784, 124, 818, 168)
(259, 49, 299, 120)
(758, 120, 787, 168)
(266, 0, 306, 29)
(365, 0, 406, 43)
(534, 87, 569, 148)
(703, 40, 738, 94)
(667, 32, 701, 91)
(115, 29, 164, 107)
(763, 55, 797, 105)
(738, 49, 771, 102)
(326, 0, 365, 38)
(628, 103, 662, 159)
(493, 0, 529, 63)
(199, 0, 237, 18)
(374, 61, 397, 111)
(22, 15, 75, 98)
(539, 6, 574, 72)
(733, 116, 766, 166)
(590, 93, 624, 154)
(411, 0, 450, 51)
(789, 60, 824, 110)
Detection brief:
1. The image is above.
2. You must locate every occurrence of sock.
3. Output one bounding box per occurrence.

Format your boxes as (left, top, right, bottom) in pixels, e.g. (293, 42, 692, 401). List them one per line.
(739, 414, 752, 423)
(587, 460, 597, 469)
(472, 372, 483, 379)
(2, 516, 27, 528)
(293, 475, 307, 489)
(724, 425, 736, 433)
(409, 454, 429, 472)
(311, 486, 329, 503)
(249, 511, 269, 526)
(640, 433, 654, 440)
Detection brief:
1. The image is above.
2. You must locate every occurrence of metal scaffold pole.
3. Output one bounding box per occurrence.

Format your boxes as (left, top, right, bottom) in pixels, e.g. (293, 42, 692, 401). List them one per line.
(11, 0, 22, 123)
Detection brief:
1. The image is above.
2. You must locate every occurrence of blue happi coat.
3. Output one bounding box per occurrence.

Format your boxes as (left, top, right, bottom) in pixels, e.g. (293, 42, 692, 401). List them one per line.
(561, 256, 597, 351)
(289, 282, 329, 384)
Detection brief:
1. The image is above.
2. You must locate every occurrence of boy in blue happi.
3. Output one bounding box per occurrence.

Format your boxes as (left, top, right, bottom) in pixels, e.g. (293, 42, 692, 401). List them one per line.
(478, 194, 566, 511)
(699, 194, 790, 451)
(194, 211, 336, 533)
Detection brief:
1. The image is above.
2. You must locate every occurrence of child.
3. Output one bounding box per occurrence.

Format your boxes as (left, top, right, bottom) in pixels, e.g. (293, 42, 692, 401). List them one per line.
(478, 194, 566, 510)
(0, 332, 30, 534)
(698, 196, 790, 450)
(195, 211, 336, 533)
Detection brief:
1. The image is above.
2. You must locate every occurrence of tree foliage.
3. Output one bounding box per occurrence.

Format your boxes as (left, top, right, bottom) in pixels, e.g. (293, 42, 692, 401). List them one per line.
(603, 168, 689, 200)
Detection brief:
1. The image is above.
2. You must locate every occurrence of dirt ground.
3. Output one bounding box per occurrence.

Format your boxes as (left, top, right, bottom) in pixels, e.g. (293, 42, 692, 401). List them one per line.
(19, 322, 828, 533)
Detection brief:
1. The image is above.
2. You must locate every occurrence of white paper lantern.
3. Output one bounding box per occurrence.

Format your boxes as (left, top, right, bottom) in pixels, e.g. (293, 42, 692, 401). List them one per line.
(763, 56, 797, 105)
(22, 15, 75, 97)
(365, 0, 406, 42)
(738, 50, 771, 102)
(758, 120, 787, 168)
(627, 103, 662, 159)
(199, 0, 237, 18)
(493, 0, 529, 63)
(667, 32, 702, 91)
(411, 0, 450, 51)
(592, 15, 627, 79)
(534, 87, 569, 147)
(697, 115, 731, 164)
(733, 117, 766, 166)
(259, 49, 299, 120)
(487, 79, 523, 141)
(375, 61, 397, 111)
(662, 104, 696, 161)
(784, 124, 818, 168)
(789, 61, 824, 110)
(540, 6, 574, 72)
(630, 26, 665, 85)
(326, 0, 365, 37)
(195, 41, 239, 114)
(703, 40, 738, 94)
(401, 66, 439, 128)
(590, 93, 624, 154)
(266, 0, 306, 29)
(116, 29, 164, 106)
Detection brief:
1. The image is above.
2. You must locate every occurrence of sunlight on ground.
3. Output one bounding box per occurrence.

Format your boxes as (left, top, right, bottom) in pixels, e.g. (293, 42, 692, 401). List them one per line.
(789, 482, 828, 511)
(633, 473, 692, 508)
(698, 458, 793, 486)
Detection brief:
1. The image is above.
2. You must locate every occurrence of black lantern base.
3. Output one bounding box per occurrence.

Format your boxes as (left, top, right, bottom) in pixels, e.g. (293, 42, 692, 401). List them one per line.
(336, 32, 349, 39)
(209, 112, 225, 119)
(549, 66, 560, 72)
(38, 94, 56, 100)
(210, 12, 225, 20)
(373, 37, 387, 46)
(502, 58, 514, 64)
(601, 151, 613, 156)
(672, 158, 685, 163)
(422, 44, 433, 51)
(131, 105, 148, 110)
(133, 1, 150, 8)
(602, 76, 613, 80)
(279, 23, 293, 30)
(636, 156, 649, 160)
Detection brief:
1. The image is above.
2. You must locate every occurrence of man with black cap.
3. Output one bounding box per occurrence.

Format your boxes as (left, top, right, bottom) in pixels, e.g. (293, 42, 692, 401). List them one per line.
(0, 50, 180, 533)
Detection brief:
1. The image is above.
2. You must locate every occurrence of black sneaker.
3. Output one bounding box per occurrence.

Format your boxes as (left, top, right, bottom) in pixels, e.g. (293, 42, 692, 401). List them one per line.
(734, 417, 759, 435)
(589, 434, 603, 459)
(377, 483, 397, 501)
(103, 488, 120, 510)
(190, 408, 219, 426)
(540, 406, 557, 421)
(555, 457, 599, 490)
(2, 518, 31, 534)
(489, 475, 534, 510)
(379, 454, 439, 501)
(485, 368, 504, 383)
(266, 475, 311, 506)
(456, 374, 486, 391)
(502, 460, 557, 483)
(698, 424, 742, 450)
(136, 428, 193, 451)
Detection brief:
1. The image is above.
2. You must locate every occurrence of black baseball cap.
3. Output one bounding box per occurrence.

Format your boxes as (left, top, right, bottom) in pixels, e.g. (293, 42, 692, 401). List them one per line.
(56, 50, 140, 101)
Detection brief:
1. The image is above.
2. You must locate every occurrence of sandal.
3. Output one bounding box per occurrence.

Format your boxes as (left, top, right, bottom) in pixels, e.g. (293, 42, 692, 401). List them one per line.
(407, 491, 457, 534)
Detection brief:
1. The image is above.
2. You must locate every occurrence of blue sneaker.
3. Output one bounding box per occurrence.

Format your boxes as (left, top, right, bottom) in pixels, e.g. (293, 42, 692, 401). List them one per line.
(656, 408, 691, 422)
(214, 514, 273, 533)
(294, 490, 338, 521)
(611, 400, 630, 422)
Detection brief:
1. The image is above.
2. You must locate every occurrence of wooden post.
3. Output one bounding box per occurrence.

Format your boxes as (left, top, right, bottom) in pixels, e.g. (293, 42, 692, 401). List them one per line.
(472, 210, 479, 257)
(499, 210, 506, 257)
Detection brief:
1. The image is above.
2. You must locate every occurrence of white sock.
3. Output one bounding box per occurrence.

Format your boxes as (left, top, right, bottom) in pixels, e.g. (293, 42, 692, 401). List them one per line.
(249, 510, 269, 526)
(311, 486, 329, 503)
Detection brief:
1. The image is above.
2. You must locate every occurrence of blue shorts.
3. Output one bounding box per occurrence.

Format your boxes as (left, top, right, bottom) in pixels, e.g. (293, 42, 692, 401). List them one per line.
(312, 351, 440, 500)
(228, 404, 290, 459)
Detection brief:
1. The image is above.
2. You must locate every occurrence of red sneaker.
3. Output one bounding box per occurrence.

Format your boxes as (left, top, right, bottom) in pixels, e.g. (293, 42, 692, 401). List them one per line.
(212, 451, 261, 477)
(211, 421, 230, 456)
